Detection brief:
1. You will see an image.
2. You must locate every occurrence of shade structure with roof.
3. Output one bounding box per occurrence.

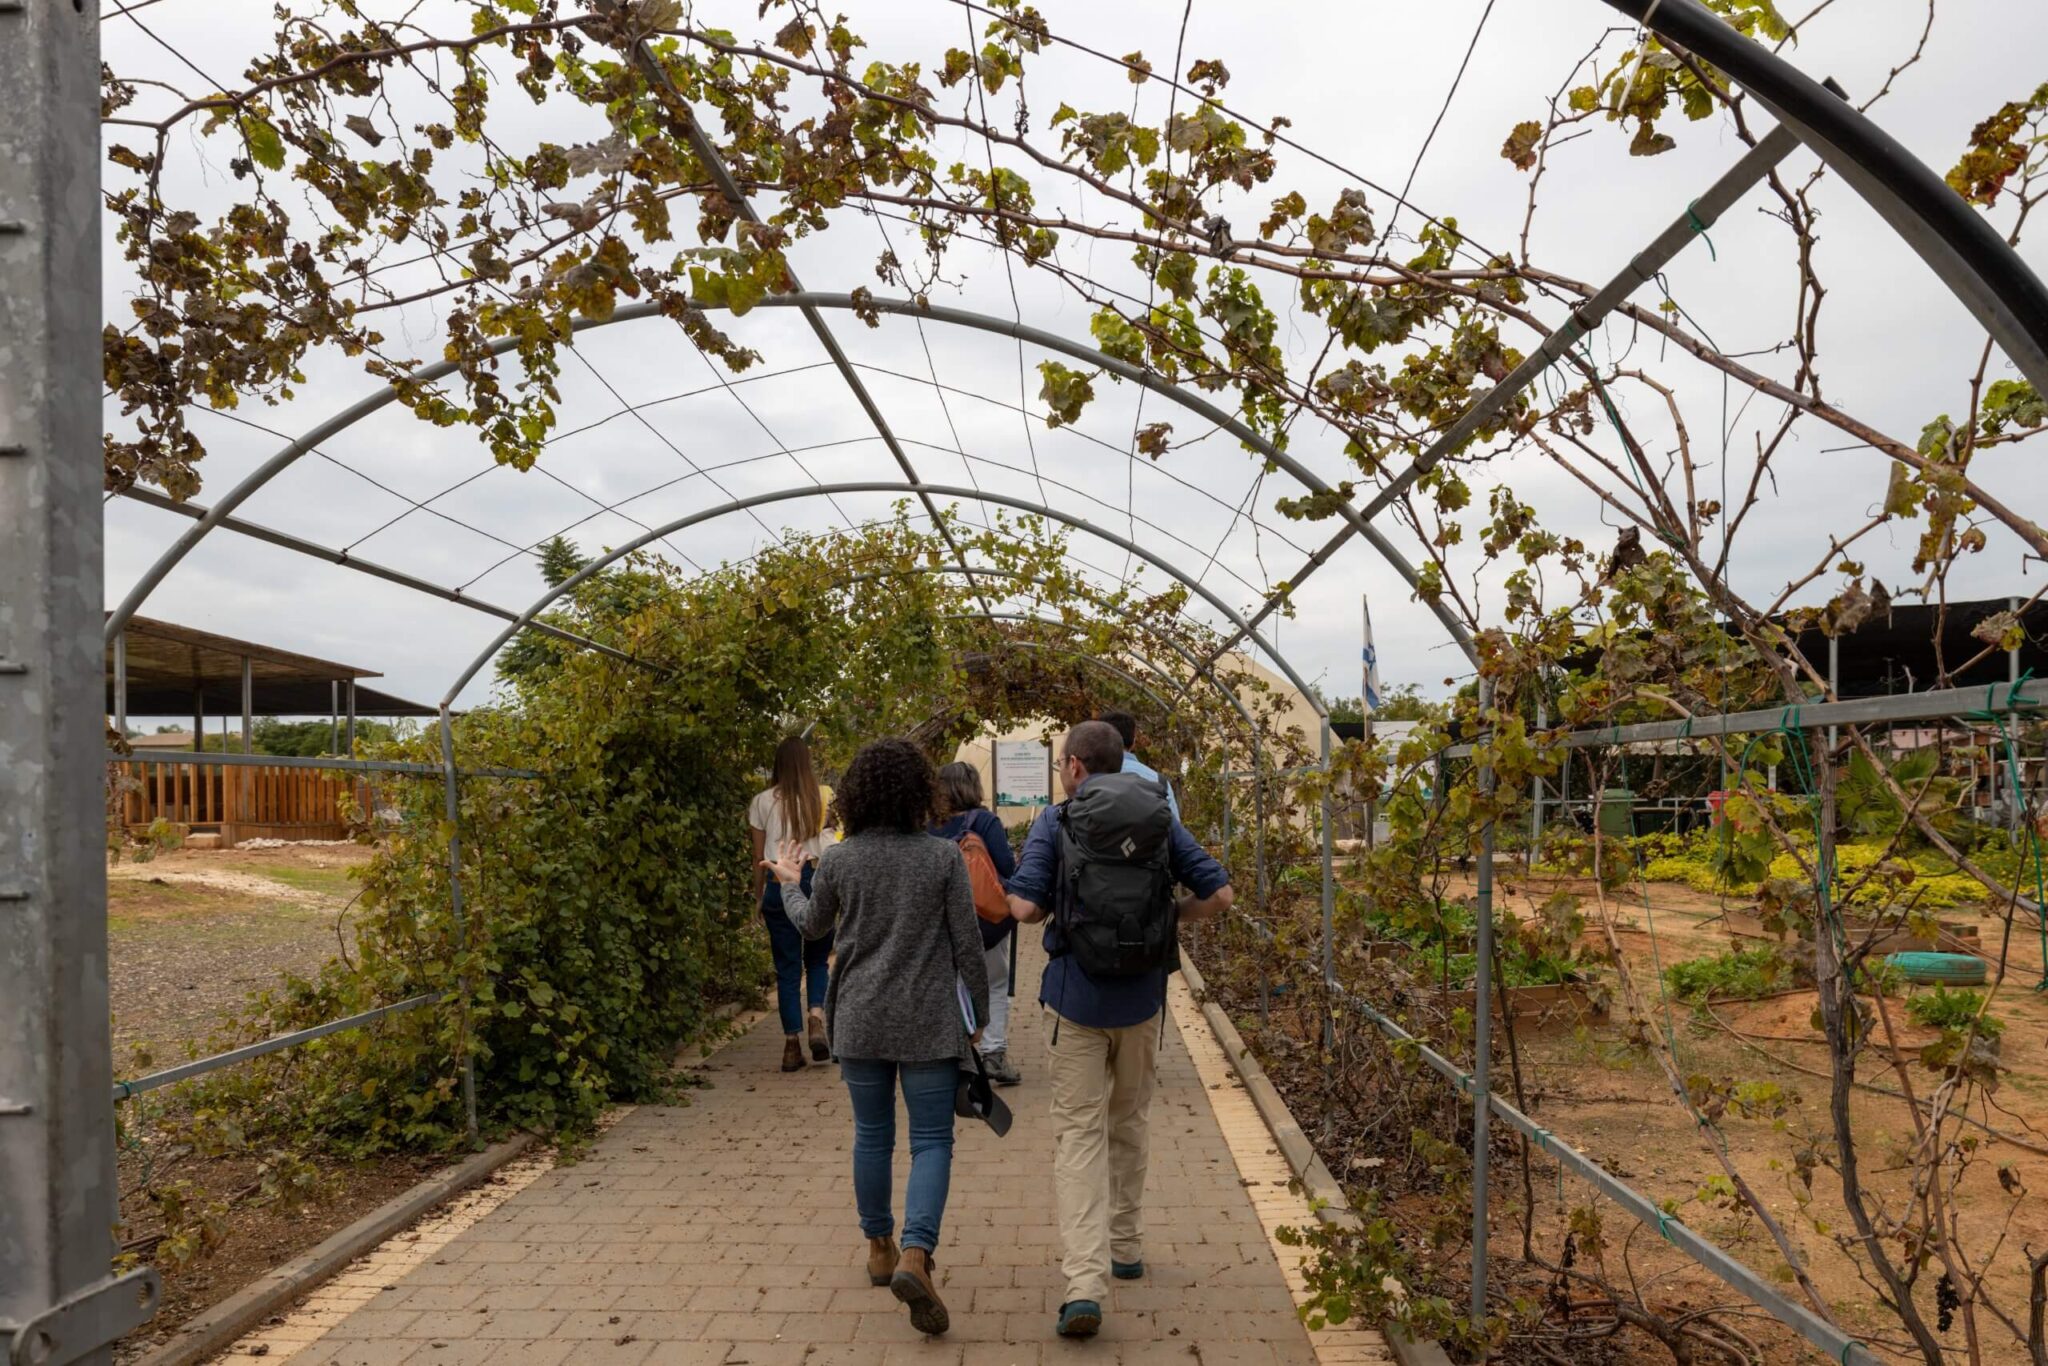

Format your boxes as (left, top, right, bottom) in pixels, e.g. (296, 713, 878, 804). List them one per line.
(105, 617, 434, 846)
(107, 614, 436, 745)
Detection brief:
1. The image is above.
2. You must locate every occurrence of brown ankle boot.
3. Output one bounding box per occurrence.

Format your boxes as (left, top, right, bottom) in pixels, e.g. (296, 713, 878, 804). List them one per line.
(867, 1236, 900, 1286)
(781, 1036, 804, 1072)
(889, 1247, 948, 1336)
(808, 1011, 830, 1062)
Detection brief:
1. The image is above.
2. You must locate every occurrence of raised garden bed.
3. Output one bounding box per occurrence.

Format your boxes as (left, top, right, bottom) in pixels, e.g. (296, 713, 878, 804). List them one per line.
(1724, 908, 1982, 956)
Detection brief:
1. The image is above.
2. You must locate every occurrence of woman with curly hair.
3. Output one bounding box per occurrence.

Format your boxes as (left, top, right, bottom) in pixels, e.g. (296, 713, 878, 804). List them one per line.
(766, 738, 989, 1338)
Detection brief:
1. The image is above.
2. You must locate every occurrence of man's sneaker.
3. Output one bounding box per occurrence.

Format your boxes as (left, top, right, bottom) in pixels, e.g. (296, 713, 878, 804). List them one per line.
(983, 1049, 1022, 1087)
(1112, 1260, 1144, 1281)
(1057, 1301, 1102, 1338)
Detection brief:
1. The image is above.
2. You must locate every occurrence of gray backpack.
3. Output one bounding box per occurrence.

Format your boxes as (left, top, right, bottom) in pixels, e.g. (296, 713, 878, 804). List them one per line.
(1053, 771, 1177, 979)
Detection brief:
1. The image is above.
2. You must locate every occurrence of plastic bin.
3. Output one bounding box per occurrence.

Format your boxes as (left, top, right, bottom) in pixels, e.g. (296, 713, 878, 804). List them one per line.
(1597, 788, 1635, 839)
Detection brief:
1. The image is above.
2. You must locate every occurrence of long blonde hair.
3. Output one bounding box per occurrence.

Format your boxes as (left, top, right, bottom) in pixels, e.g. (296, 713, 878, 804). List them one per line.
(772, 735, 823, 844)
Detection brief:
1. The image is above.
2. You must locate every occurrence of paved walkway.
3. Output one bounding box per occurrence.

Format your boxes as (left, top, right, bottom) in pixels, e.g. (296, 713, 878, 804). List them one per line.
(274, 940, 1388, 1366)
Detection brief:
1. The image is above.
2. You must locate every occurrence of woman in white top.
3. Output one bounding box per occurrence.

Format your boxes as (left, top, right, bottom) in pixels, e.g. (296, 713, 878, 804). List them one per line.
(749, 735, 837, 1071)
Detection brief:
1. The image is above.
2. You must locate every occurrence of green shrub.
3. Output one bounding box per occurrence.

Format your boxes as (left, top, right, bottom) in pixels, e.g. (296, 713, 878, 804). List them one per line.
(1663, 947, 1798, 1003)
(1905, 986, 2004, 1039)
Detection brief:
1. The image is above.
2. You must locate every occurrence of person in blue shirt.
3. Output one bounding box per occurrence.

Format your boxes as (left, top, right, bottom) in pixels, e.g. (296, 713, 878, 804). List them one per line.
(928, 761, 1022, 1086)
(1006, 721, 1233, 1339)
(1097, 709, 1180, 822)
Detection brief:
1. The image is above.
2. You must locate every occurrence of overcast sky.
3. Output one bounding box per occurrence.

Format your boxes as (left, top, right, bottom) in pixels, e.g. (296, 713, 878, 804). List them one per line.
(102, 0, 2048, 721)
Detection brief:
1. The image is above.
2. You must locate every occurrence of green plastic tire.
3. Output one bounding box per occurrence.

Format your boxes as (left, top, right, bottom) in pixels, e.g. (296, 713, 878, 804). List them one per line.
(1887, 951, 1987, 986)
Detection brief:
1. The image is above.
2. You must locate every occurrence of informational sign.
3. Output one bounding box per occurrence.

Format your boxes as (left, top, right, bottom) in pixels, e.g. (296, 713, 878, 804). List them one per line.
(993, 739, 1052, 807)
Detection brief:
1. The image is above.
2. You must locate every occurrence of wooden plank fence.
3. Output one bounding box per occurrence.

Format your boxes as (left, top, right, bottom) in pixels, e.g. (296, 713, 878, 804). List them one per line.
(111, 757, 374, 846)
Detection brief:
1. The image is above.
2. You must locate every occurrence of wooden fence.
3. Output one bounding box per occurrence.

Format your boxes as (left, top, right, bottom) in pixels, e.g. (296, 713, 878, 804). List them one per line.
(111, 756, 374, 846)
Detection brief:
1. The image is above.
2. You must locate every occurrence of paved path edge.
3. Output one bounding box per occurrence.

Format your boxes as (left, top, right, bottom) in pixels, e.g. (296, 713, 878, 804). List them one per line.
(1178, 957, 1454, 1366)
(136, 1134, 536, 1366)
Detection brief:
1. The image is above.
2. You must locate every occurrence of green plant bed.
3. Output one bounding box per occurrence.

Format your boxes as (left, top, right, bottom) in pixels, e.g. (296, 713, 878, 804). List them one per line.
(1641, 836, 2000, 911)
(1664, 946, 1801, 1004)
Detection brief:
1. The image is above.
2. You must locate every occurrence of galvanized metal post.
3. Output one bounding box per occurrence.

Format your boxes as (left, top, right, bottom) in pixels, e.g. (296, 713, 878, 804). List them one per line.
(192, 685, 204, 756)
(2011, 596, 2024, 834)
(1319, 716, 1337, 1050)
(1827, 635, 1840, 758)
(0, 0, 161, 1355)
(345, 679, 357, 755)
(331, 680, 340, 756)
(1471, 677, 1497, 1332)
(1558, 741, 1571, 825)
(438, 707, 479, 1143)
(1529, 695, 1546, 864)
(241, 655, 254, 752)
(113, 633, 128, 737)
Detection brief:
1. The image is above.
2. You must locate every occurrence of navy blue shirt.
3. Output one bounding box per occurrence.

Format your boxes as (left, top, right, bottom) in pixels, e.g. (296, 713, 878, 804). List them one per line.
(930, 808, 1017, 948)
(928, 808, 1016, 881)
(1008, 778, 1230, 1029)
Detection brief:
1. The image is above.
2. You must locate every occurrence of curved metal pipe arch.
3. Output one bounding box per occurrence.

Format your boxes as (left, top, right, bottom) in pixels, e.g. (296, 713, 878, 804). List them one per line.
(828, 565, 1268, 742)
(1609, 0, 2048, 392)
(967, 637, 1175, 719)
(437, 481, 1328, 716)
(108, 293, 1478, 668)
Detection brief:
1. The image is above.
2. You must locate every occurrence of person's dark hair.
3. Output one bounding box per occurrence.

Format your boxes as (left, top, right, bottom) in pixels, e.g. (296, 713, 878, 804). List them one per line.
(837, 738, 935, 835)
(1097, 710, 1138, 749)
(933, 761, 985, 818)
(1064, 720, 1125, 777)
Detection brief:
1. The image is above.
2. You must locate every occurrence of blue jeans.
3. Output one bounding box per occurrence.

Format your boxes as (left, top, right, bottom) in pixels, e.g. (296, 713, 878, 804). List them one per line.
(841, 1058, 959, 1253)
(761, 866, 830, 1036)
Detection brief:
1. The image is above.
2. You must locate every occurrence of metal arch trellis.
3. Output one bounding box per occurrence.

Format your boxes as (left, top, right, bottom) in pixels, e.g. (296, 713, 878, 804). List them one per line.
(19, 0, 2048, 1360)
(104, 291, 1477, 666)
(426, 477, 1347, 1139)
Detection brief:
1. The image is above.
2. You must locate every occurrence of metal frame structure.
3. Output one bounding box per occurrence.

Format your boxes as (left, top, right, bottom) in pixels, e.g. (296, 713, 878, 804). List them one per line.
(2, 3, 163, 1363)
(14, 0, 2048, 1357)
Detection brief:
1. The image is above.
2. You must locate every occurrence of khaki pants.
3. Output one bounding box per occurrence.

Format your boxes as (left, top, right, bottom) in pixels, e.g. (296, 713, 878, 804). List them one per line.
(1045, 1010, 1157, 1305)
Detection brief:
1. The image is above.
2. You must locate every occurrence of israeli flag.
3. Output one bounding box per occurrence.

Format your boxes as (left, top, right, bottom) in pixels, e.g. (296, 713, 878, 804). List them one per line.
(1361, 596, 1382, 716)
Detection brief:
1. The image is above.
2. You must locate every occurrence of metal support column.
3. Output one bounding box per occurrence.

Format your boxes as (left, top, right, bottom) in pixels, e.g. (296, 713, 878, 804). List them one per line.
(345, 680, 357, 755)
(1827, 636, 1840, 759)
(1529, 695, 1546, 864)
(1319, 716, 1338, 1050)
(0, 0, 162, 1355)
(2011, 596, 2024, 833)
(192, 685, 204, 756)
(331, 681, 340, 756)
(113, 634, 128, 737)
(438, 708, 479, 1143)
(1470, 677, 1497, 1332)
(240, 656, 254, 753)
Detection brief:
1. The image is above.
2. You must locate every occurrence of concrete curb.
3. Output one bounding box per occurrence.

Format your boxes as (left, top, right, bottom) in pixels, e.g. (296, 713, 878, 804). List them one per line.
(1179, 957, 1455, 1366)
(1179, 956, 1354, 1229)
(134, 1133, 534, 1366)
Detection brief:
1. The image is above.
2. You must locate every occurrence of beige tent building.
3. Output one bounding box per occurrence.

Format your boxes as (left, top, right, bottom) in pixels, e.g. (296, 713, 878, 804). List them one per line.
(950, 650, 1323, 826)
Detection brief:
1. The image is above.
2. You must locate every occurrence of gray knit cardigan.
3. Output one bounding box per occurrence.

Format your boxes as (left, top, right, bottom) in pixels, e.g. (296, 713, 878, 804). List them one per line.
(781, 830, 991, 1063)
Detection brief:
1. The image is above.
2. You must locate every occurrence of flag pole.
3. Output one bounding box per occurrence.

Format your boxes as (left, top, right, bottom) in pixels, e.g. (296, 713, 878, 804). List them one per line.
(1362, 595, 1377, 850)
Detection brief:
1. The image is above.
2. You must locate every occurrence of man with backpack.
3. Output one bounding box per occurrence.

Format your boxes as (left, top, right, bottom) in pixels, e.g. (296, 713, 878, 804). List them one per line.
(1006, 721, 1233, 1339)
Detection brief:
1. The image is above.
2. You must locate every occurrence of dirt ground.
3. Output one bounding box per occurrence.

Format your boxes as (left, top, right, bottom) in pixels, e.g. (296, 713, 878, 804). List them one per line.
(108, 842, 369, 1071)
(107, 840, 454, 1361)
(1442, 868, 2048, 1360)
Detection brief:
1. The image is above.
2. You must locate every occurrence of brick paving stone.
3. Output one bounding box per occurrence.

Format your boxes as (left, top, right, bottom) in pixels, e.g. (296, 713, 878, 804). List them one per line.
(281, 940, 1379, 1366)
